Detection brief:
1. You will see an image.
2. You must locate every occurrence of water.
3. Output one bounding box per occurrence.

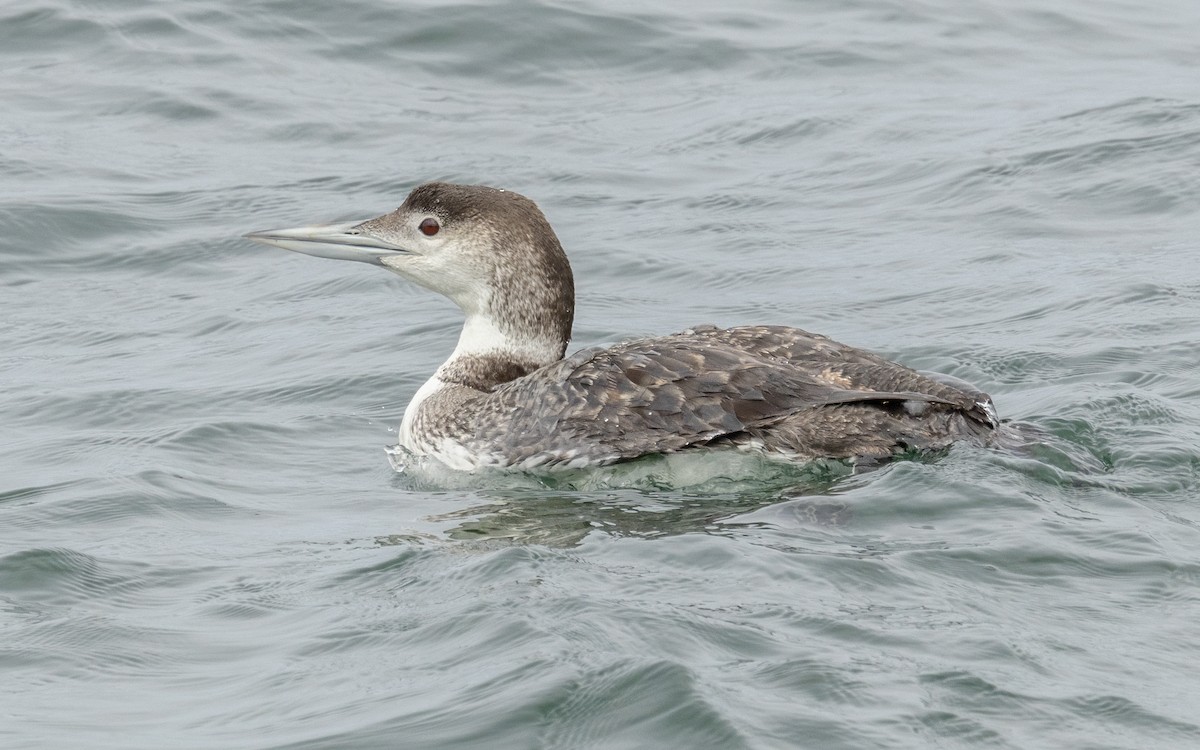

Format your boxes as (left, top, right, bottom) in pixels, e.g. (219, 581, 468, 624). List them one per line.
(3, 0, 1200, 747)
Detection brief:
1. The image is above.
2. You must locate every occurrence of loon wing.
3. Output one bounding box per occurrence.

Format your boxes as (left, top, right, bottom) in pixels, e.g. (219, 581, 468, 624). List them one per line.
(480, 325, 996, 465)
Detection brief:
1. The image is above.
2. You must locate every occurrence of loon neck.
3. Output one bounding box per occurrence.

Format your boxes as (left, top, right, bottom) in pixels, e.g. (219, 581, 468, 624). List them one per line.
(435, 313, 565, 392)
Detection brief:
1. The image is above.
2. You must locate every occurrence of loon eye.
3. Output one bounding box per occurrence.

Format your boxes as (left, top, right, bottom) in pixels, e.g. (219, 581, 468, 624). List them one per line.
(419, 217, 440, 237)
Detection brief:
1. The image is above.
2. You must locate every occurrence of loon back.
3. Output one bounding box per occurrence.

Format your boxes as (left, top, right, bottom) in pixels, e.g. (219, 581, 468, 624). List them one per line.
(429, 325, 998, 469)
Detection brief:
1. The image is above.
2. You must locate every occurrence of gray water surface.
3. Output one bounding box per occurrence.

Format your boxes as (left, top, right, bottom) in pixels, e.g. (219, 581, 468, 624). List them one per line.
(3, 0, 1200, 748)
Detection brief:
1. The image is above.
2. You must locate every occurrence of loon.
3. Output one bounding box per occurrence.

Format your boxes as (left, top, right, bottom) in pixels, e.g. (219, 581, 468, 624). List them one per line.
(246, 182, 1000, 472)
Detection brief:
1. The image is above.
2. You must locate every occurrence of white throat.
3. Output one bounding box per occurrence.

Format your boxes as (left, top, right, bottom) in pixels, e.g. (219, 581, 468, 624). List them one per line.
(450, 314, 513, 360)
(446, 312, 562, 367)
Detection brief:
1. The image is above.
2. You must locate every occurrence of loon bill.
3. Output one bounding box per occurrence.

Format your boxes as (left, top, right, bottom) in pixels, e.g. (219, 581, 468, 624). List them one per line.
(246, 182, 1001, 472)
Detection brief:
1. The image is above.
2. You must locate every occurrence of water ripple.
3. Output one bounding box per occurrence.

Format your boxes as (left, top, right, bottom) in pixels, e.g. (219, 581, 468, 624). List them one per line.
(4, 0, 1200, 747)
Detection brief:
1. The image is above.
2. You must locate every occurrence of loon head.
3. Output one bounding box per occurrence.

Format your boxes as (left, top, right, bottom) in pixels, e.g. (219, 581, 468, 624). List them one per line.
(246, 182, 576, 364)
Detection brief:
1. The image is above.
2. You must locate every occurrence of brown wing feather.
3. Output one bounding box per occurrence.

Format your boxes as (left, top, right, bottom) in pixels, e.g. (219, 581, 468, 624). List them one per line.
(474, 325, 996, 465)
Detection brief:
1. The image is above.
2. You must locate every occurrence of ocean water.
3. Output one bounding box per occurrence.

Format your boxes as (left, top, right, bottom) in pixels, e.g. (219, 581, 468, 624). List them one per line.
(3, 0, 1200, 747)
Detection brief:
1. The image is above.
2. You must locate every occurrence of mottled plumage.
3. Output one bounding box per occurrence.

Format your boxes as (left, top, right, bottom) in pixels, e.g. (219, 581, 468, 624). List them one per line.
(409, 324, 997, 469)
(246, 182, 1001, 472)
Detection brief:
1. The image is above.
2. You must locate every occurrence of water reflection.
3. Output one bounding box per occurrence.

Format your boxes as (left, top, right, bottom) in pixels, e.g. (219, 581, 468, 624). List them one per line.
(382, 454, 860, 547)
(377, 420, 1107, 548)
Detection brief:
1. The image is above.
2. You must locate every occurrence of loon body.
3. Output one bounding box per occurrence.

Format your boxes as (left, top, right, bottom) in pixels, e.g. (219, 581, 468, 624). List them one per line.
(246, 182, 999, 471)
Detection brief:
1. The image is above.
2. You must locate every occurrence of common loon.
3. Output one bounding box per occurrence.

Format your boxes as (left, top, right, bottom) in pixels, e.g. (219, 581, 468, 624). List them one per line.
(246, 182, 1000, 472)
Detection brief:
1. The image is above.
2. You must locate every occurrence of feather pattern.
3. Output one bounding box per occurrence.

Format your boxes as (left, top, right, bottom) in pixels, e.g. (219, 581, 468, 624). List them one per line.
(409, 325, 998, 468)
